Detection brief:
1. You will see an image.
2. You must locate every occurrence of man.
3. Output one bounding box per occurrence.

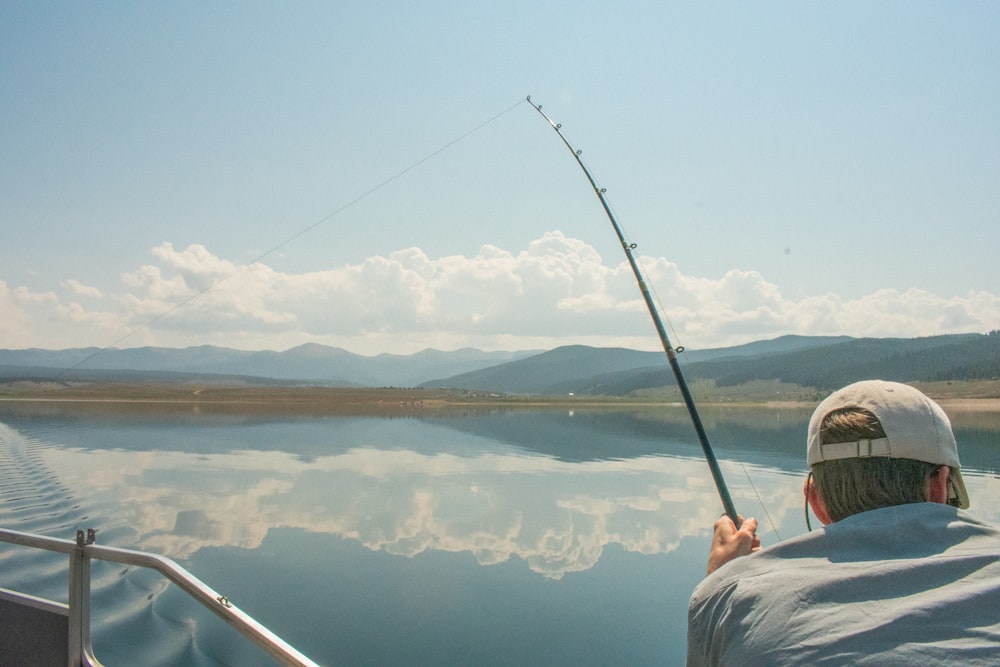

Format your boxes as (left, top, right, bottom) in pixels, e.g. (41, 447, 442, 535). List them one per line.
(687, 380, 1000, 666)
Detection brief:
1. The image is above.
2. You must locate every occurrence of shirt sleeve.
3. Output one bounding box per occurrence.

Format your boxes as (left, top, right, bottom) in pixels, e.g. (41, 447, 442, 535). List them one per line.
(687, 578, 739, 667)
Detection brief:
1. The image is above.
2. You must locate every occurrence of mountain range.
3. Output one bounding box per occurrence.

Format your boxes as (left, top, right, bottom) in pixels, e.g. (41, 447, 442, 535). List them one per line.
(0, 344, 538, 388)
(1, 332, 997, 396)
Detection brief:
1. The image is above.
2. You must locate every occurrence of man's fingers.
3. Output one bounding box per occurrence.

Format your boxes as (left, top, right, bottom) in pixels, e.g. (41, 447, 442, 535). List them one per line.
(713, 515, 738, 535)
(706, 515, 760, 574)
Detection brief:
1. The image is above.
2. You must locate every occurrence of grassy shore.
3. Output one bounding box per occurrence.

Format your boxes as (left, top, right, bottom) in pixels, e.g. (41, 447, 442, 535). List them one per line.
(2, 378, 998, 417)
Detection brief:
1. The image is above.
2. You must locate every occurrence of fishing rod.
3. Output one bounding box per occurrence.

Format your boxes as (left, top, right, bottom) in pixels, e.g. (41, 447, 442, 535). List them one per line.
(526, 96, 740, 525)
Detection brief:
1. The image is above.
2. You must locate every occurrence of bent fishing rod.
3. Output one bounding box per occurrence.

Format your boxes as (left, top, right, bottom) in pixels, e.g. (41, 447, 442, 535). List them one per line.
(526, 96, 740, 525)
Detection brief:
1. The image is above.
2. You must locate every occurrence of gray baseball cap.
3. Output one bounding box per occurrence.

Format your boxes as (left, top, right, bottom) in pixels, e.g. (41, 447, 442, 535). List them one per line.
(807, 379, 969, 509)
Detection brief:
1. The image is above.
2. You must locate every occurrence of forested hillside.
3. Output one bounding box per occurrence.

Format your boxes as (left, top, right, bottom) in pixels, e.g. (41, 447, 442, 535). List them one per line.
(424, 332, 1000, 396)
(687, 332, 1000, 390)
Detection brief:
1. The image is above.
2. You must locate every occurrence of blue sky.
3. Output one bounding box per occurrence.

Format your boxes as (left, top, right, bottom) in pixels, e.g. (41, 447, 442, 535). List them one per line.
(2, 2, 998, 355)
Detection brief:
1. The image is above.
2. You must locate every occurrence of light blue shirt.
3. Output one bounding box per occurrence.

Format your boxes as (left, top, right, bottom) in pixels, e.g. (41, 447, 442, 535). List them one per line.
(687, 503, 1000, 666)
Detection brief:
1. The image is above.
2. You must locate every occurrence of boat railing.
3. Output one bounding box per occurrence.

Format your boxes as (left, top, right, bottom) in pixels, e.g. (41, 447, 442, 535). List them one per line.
(0, 526, 320, 667)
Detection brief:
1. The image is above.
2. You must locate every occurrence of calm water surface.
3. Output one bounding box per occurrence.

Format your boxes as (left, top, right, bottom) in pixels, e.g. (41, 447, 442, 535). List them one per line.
(1, 402, 998, 666)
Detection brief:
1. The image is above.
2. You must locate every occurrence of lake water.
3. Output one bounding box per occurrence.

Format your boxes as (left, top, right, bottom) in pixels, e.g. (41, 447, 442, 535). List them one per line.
(1, 401, 998, 666)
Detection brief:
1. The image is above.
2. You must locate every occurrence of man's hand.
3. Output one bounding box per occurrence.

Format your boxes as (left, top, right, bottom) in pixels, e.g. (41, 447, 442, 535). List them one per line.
(706, 515, 760, 575)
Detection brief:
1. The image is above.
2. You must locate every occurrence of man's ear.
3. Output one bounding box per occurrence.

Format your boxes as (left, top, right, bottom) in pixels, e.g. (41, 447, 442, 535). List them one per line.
(925, 465, 950, 505)
(804, 474, 834, 525)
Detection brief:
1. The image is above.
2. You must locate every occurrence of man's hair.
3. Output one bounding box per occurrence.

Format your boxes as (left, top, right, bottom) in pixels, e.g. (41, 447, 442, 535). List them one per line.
(811, 407, 943, 522)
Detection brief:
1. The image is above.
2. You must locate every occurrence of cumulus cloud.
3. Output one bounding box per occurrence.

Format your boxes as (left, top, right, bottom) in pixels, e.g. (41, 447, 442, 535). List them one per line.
(62, 279, 102, 298)
(1, 233, 997, 352)
(0, 281, 59, 348)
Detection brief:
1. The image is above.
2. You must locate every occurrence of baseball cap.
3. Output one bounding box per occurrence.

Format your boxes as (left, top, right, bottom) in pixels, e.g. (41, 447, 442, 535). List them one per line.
(807, 379, 969, 509)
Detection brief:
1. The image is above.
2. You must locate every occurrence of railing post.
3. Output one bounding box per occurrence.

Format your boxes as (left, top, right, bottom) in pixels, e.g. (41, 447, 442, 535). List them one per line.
(68, 529, 97, 667)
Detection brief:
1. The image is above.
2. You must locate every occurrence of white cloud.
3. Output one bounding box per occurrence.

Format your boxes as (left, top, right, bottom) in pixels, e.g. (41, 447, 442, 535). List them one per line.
(62, 279, 102, 298)
(0, 282, 59, 349)
(1, 233, 997, 353)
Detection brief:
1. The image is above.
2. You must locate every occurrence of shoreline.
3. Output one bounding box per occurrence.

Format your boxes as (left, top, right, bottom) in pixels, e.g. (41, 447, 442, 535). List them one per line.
(2, 382, 998, 414)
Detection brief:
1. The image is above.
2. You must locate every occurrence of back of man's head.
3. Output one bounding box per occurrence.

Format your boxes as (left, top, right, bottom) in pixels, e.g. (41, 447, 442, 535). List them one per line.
(807, 380, 969, 522)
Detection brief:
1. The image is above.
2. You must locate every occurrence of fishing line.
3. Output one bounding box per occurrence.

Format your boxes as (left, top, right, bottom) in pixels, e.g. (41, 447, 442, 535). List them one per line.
(735, 451, 783, 541)
(58, 98, 528, 376)
(719, 420, 783, 542)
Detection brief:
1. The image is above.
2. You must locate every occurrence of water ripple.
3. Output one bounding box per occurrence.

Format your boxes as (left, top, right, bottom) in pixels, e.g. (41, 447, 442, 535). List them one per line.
(0, 423, 243, 666)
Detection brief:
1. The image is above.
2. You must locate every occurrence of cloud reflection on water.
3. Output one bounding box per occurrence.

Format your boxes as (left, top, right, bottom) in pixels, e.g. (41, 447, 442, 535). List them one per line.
(38, 444, 804, 579)
(17, 406, 1000, 582)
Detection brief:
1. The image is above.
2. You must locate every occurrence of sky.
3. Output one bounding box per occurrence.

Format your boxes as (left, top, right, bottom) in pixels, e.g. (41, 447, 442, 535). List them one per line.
(2, 2, 998, 356)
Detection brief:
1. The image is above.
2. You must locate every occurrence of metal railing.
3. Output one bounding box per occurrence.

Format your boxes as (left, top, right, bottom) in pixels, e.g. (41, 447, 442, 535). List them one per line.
(0, 527, 320, 667)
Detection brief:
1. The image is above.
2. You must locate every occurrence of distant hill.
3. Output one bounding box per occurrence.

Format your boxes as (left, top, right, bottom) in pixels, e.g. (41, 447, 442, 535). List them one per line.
(417, 345, 665, 395)
(416, 335, 854, 395)
(421, 333, 1000, 396)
